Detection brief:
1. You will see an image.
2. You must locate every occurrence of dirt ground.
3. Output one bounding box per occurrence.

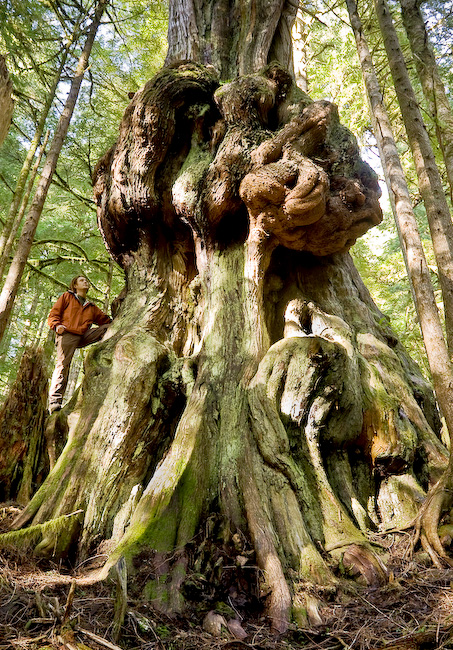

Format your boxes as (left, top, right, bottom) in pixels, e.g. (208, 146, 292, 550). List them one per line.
(1, 507, 453, 650)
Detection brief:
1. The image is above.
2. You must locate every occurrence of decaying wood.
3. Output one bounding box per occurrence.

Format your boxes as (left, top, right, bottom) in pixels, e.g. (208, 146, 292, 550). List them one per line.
(0, 346, 49, 504)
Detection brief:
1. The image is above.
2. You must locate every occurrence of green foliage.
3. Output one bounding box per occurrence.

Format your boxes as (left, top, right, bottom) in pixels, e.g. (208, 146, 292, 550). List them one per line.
(304, 5, 371, 139)
(0, 0, 167, 399)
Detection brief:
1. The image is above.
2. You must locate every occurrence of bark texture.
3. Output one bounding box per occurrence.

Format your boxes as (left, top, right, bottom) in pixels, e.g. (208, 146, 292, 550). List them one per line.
(165, 0, 297, 79)
(0, 55, 13, 146)
(5, 63, 448, 632)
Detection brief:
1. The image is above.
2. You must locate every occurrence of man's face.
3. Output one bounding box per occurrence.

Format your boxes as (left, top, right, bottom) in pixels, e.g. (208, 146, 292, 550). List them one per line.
(75, 277, 90, 293)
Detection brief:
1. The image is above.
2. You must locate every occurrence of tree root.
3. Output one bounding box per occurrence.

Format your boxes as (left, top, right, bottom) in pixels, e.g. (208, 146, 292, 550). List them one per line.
(413, 468, 453, 567)
(0, 510, 83, 558)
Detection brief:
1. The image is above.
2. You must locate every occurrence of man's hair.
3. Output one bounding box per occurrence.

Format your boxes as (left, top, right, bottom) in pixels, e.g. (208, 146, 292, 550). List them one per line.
(69, 276, 89, 292)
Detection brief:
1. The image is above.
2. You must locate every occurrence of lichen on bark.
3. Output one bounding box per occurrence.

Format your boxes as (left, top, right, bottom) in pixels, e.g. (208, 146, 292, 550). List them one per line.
(3, 61, 448, 633)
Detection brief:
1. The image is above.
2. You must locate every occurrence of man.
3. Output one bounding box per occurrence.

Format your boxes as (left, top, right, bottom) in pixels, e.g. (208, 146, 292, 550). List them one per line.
(47, 275, 112, 413)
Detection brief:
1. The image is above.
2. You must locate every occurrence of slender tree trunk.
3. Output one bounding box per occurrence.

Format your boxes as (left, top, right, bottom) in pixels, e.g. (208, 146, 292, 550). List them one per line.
(0, 55, 13, 146)
(292, 8, 310, 93)
(20, 289, 41, 349)
(0, 131, 50, 282)
(373, 0, 453, 355)
(0, 47, 71, 261)
(400, 0, 453, 202)
(347, 0, 453, 561)
(0, 0, 107, 344)
(33, 306, 51, 345)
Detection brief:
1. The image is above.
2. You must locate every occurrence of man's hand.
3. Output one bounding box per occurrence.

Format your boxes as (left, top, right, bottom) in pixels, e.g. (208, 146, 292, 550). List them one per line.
(56, 325, 66, 335)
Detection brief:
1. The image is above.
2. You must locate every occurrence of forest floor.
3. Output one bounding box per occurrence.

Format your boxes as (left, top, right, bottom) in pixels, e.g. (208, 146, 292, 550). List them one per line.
(1, 505, 453, 650)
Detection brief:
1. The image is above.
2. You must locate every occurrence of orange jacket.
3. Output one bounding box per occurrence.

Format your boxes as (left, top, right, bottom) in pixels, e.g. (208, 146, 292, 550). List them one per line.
(48, 291, 111, 336)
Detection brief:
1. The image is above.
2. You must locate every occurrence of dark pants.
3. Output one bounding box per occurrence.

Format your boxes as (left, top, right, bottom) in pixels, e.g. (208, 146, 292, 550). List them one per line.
(48, 324, 109, 411)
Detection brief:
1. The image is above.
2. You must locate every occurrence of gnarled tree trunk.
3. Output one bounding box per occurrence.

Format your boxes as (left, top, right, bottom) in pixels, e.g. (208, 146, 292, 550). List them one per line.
(1, 0, 449, 634)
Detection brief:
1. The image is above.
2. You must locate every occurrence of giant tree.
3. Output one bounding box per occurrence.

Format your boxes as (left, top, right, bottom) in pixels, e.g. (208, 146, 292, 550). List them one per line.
(1, 0, 450, 634)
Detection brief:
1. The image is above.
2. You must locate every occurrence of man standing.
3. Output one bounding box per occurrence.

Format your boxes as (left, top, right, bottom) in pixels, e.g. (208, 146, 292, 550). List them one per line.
(47, 275, 112, 413)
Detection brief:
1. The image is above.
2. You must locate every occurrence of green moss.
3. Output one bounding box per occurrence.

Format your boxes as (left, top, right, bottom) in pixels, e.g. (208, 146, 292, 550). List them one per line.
(214, 602, 236, 618)
(359, 355, 399, 411)
(145, 578, 170, 603)
(292, 603, 309, 628)
(177, 143, 212, 178)
(175, 467, 204, 547)
(0, 510, 83, 557)
(156, 625, 172, 639)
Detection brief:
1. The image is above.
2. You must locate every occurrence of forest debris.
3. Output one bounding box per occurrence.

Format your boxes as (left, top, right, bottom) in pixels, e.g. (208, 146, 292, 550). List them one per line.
(373, 629, 437, 650)
(34, 590, 62, 620)
(62, 579, 76, 625)
(35, 589, 47, 617)
(202, 610, 227, 636)
(78, 628, 124, 650)
(3, 533, 453, 650)
(128, 609, 154, 633)
(57, 631, 83, 650)
(305, 594, 323, 627)
(24, 616, 54, 629)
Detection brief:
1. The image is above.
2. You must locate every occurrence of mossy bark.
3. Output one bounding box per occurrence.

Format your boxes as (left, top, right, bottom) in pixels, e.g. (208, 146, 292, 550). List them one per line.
(3, 63, 448, 632)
